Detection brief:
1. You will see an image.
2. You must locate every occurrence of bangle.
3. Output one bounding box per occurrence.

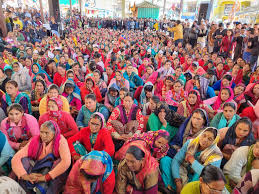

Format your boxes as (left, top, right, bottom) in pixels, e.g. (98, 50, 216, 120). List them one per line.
(45, 173, 52, 182)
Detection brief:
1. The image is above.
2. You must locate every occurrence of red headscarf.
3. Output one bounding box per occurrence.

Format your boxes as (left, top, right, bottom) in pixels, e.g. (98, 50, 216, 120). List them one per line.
(212, 87, 234, 110)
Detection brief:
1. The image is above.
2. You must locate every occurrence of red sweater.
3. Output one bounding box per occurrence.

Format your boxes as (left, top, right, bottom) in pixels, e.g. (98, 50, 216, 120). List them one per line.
(67, 127, 115, 157)
(53, 72, 66, 87)
(39, 111, 79, 139)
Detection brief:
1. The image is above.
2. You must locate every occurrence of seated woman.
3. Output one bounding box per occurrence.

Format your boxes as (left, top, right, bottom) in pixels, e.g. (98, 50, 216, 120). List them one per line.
(142, 95, 160, 116)
(1, 103, 39, 151)
(93, 70, 107, 98)
(64, 150, 115, 194)
(193, 75, 215, 100)
(157, 60, 175, 80)
(147, 102, 185, 141)
(223, 140, 259, 191)
(114, 87, 138, 107)
(181, 165, 227, 194)
(172, 66, 186, 86)
(0, 131, 15, 175)
(141, 65, 154, 83)
(168, 108, 209, 158)
(31, 79, 47, 119)
(0, 67, 10, 93)
(80, 76, 102, 103)
(104, 83, 119, 113)
(31, 63, 53, 83)
(66, 69, 83, 88)
(115, 130, 170, 161)
(11, 121, 71, 194)
(68, 113, 114, 160)
(160, 127, 222, 193)
(177, 90, 206, 118)
(138, 82, 154, 109)
(238, 82, 259, 113)
(39, 97, 78, 139)
(115, 144, 159, 193)
(1, 80, 32, 114)
(161, 75, 174, 101)
(108, 70, 130, 90)
(39, 84, 70, 115)
(210, 102, 240, 130)
(11, 62, 31, 92)
(233, 83, 246, 106)
(107, 93, 144, 151)
(204, 87, 234, 117)
(61, 78, 82, 117)
(212, 74, 236, 95)
(233, 169, 259, 194)
(219, 117, 255, 167)
(76, 94, 109, 129)
(53, 64, 67, 87)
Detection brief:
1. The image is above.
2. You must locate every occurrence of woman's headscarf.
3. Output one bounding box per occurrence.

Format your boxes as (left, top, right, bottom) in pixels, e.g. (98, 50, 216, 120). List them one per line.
(187, 127, 222, 165)
(115, 71, 127, 89)
(245, 82, 259, 105)
(90, 112, 106, 129)
(221, 118, 255, 150)
(31, 63, 53, 83)
(28, 120, 61, 159)
(107, 83, 119, 107)
(212, 87, 234, 110)
(197, 76, 210, 100)
(80, 150, 113, 183)
(186, 90, 203, 114)
(11, 63, 28, 87)
(61, 78, 81, 102)
(139, 81, 154, 105)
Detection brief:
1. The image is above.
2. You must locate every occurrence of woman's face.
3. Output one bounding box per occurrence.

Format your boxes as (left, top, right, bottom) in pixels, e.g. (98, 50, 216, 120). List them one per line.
(32, 64, 39, 73)
(188, 94, 198, 105)
(217, 63, 223, 71)
(253, 142, 259, 158)
(235, 122, 250, 139)
(86, 79, 94, 89)
(222, 79, 230, 87)
(48, 100, 59, 111)
(173, 82, 182, 93)
(165, 79, 173, 87)
(175, 68, 182, 77)
(146, 67, 153, 75)
(232, 65, 240, 74)
(93, 72, 100, 82)
(149, 99, 157, 112)
(48, 89, 59, 98)
(40, 126, 55, 144)
(199, 131, 215, 150)
(115, 72, 122, 81)
(220, 89, 230, 102)
(57, 66, 66, 76)
(6, 83, 18, 96)
(234, 86, 244, 96)
(200, 179, 225, 194)
(65, 86, 74, 95)
(191, 112, 205, 129)
(8, 109, 23, 124)
(35, 82, 44, 93)
(12, 64, 20, 72)
(125, 153, 143, 172)
(253, 84, 259, 96)
(123, 96, 134, 110)
(67, 73, 74, 80)
(223, 106, 236, 121)
(154, 136, 168, 149)
(72, 65, 79, 72)
(110, 90, 118, 97)
(89, 117, 102, 133)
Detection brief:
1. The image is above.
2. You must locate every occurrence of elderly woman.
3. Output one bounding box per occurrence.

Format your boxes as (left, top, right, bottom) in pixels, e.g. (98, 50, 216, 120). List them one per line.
(115, 130, 170, 161)
(64, 151, 115, 194)
(68, 112, 114, 160)
(107, 93, 144, 151)
(116, 144, 159, 193)
(1, 80, 32, 114)
(210, 102, 240, 130)
(39, 97, 78, 139)
(161, 127, 223, 193)
(11, 62, 31, 92)
(1, 104, 39, 151)
(11, 121, 71, 194)
(219, 117, 255, 167)
(39, 84, 70, 115)
(224, 139, 259, 191)
(181, 165, 227, 194)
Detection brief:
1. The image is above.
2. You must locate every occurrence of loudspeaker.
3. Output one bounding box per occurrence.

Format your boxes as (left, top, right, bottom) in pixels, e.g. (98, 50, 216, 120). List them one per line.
(198, 3, 209, 24)
(48, 0, 60, 22)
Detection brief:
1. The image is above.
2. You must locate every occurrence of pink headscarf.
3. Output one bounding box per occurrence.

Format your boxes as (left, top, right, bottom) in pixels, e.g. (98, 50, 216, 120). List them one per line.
(28, 121, 61, 159)
(212, 87, 234, 110)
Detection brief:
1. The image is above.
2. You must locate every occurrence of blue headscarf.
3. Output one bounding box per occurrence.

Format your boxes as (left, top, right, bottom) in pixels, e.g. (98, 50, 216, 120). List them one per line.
(61, 78, 81, 102)
(31, 63, 53, 83)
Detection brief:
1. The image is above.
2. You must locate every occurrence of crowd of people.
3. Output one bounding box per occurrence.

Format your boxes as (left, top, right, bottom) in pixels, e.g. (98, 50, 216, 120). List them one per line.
(0, 5, 259, 194)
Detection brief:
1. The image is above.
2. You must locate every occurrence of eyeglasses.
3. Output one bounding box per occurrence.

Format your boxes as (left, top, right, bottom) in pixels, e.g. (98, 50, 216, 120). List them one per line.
(206, 183, 223, 194)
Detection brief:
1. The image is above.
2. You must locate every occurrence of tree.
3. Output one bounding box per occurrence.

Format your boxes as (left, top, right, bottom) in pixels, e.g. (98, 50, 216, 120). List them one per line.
(0, 0, 7, 37)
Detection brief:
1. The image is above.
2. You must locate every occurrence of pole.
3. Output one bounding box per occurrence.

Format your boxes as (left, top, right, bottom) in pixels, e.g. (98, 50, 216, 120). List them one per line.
(179, 0, 183, 20)
(207, 0, 214, 21)
(122, 0, 125, 18)
(39, 0, 45, 23)
(69, 0, 72, 16)
(0, 0, 7, 37)
(163, 0, 166, 17)
(78, 0, 82, 15)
